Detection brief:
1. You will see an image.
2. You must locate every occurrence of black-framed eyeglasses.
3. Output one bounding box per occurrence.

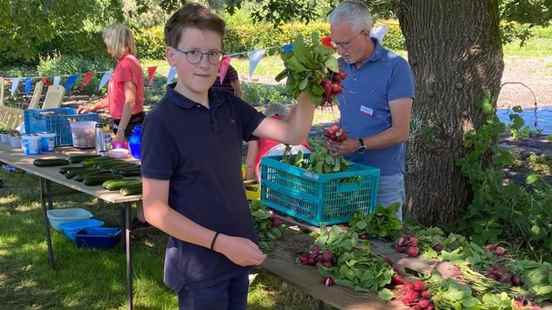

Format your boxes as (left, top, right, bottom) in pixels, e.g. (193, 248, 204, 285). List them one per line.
(172, 47, 223, 65)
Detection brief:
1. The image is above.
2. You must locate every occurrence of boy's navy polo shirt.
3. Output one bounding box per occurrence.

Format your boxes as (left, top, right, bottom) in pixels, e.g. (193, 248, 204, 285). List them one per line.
(337, 38, 415, 176)
(141, 86, 265, 292)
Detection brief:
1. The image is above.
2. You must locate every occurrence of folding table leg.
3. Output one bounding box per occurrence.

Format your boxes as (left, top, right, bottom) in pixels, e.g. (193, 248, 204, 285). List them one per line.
(124, 203, 133, 310)
(40, 178, 55, 268)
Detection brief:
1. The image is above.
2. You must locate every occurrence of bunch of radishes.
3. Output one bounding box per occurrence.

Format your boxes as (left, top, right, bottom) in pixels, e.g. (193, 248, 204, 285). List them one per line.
(297, 245, 337, 268)
(395, 234, 420, 257)
(486, 264, 523, 286)
(324, 124, 347, 143)
(320, 71, 346, 106)
(393, 275, 434, 309)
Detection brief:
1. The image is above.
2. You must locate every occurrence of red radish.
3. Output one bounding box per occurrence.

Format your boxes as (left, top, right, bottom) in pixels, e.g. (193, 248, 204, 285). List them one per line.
(407, 246, 420, 257)
(391, 274, 404, 285)
(322, 276, 335, 287)
(401, 290, 419, 305)
(421, 290, 431, 299)
(331, 83, 342, 94)
(413, 280, 425, 292)
(494, 246, 506, 256)
(417, 299, 431, 308)
(511, 275, 523, 286)
(426, 305, 434, 310)
(485, 243, 497, 252)
(336, 72, 347, 80)
(271, 216, 284, 227)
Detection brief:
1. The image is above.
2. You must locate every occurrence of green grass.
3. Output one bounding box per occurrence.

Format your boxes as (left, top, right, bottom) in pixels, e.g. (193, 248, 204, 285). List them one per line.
(0, 170, 319, 309)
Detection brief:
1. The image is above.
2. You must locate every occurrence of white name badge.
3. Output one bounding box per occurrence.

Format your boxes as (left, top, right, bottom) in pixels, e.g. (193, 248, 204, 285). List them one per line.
(360, 105, 374, 116)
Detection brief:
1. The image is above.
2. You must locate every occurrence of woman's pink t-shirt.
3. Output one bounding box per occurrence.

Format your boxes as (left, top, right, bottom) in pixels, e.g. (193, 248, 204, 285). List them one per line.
(107, 54, 144, 119)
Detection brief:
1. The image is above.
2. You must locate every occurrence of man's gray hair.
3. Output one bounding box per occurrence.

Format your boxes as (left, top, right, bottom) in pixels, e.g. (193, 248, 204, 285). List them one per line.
(328, 1, 373, 33)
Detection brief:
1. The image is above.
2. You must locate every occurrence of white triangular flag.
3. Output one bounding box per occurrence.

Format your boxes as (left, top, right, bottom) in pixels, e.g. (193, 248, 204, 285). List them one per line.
(370, 25, 389, 45)
(98, 71, 112, 91)
(53, 76, 61, 86)
(248, 49, 266, 81)
(167, 66, 177, 85)
(10, 78, 21, 96)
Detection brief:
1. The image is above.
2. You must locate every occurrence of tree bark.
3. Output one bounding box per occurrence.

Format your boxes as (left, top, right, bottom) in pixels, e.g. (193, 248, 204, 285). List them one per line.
(396, 0, 504, 224)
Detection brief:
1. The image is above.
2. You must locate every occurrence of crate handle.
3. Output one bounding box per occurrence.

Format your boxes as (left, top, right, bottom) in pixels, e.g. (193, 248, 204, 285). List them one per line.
(337, 183, 360, 193)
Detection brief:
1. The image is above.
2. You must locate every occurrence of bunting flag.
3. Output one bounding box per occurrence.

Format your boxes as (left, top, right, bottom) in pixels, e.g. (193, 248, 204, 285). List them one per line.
(147, 66, 157, 85)
(98, 71, 112, 91)
(42, 77, 50, 87)
(10, 78, 21, 96)
(166, 66, 177, 85)
(23, 78, 33, 96)
(63, 74, 79, 93)
(218, 56, 231, 84)
(248, 49, 266, 80)
(53, 76, 61, 86)
(80, 71, 95, 89)
(370, 25, 389, 44)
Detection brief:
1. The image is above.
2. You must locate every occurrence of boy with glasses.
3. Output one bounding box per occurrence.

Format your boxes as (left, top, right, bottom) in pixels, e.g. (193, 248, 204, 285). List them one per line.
(140, 3, 315, 309)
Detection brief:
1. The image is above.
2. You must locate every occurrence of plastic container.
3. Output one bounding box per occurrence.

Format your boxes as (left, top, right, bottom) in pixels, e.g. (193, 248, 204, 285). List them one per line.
(24, 108, 99, 146)
(108, 148, 129, 159)
(70, 121, 97, 148)
(9, 135, 21, 148)
(47, 208, 94, 231)
(260, 155, 380, 226)
(38, 132, 56, 152)
(21, 135, 40, 155)
(59, 219, 104, 241)
(75, 227, 121, 249)
(128, 125, 142, 160)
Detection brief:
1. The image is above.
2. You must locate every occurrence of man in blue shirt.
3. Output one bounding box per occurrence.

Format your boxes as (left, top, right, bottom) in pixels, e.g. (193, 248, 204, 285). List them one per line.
(326, 1, 415, 220)
(140, 3, 315, 309)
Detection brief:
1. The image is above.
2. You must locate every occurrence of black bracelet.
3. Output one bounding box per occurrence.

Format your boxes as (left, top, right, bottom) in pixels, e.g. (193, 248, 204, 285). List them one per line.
(210, 232, 220, 251)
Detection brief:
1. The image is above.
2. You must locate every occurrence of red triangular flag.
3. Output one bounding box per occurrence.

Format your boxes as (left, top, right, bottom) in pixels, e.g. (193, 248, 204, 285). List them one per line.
(80, 71, 95, 88)
(147, 66, 157, 85)
(41, 77, 50, 86)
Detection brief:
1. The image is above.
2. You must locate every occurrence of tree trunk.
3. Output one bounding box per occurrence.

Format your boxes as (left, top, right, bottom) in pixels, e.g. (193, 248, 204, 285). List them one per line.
(396, 0, 504, 224)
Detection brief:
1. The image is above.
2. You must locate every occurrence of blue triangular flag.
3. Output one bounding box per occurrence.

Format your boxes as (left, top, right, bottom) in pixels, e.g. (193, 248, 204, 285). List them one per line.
(166, 67, 177, 85)
(63, 74, 78, 93)
(248, 49, 266, 80)
(98, 71, 112, 91)
(53, 76, 61, 86)
(10, 78, 21, 96)
(23, 78, 33, 96)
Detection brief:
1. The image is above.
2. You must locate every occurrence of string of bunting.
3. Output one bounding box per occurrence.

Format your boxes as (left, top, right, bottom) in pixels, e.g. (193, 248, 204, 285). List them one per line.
(0, 26, 389, 97)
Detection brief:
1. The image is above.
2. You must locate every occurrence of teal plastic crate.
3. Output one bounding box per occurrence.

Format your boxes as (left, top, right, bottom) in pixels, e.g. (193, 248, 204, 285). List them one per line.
(260, 155, 380, 226)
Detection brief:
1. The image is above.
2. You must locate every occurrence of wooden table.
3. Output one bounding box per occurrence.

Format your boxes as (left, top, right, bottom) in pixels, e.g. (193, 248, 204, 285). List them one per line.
(0, 144, 140, 310)
(263, 231, 408, 310)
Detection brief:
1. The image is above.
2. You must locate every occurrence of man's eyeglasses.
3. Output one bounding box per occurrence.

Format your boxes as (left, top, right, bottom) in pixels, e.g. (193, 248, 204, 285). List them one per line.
(333, 31, 365, 50)
(172, 47, 223, 65)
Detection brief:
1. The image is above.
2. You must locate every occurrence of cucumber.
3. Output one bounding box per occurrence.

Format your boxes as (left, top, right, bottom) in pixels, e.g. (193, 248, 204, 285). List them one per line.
(112, 167, 141, 177)
(69, 154, 101, 164)
(33, 158, 70, 167)
(83, 174, 122, 186)
(120, 183, 142, 196)
(102, 178, 141, 191)
(59, 165, 85, 174)
(82, 157, 119, 167)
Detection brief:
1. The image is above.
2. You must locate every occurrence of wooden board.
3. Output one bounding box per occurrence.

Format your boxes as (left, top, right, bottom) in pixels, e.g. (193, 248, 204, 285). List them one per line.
(262, 231, 408, 310)
(0, 144, 141, 204)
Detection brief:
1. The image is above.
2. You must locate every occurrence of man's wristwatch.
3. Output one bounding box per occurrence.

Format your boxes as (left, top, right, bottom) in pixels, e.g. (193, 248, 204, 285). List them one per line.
(357, 138, 367, 153)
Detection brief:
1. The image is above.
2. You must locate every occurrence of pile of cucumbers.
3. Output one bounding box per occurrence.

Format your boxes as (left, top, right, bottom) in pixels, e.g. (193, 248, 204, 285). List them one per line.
(58, 155, 142, 196)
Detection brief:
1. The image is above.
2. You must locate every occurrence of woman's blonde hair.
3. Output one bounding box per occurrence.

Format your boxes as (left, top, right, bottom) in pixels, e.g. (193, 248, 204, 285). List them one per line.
(103, 24, 136, 59)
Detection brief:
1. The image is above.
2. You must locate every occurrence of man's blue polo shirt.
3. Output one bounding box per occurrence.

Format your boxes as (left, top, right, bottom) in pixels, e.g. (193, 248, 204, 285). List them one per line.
(141, 86, 265, 292)
(337, 38, 415, 176)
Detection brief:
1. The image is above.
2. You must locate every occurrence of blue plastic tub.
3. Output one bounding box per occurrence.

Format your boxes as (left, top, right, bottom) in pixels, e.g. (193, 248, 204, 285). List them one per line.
(75, 227, 121, 249)
(59, 219, 104, 241)
(47, 208, 94, 231)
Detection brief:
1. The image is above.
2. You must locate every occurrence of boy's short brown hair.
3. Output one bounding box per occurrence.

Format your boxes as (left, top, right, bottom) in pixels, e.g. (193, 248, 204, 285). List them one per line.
(165, 3, 225, 48)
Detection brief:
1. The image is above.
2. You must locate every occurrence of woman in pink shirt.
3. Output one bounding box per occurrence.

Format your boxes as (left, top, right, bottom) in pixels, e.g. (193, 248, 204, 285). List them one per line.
(78, 24, 145, 144)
